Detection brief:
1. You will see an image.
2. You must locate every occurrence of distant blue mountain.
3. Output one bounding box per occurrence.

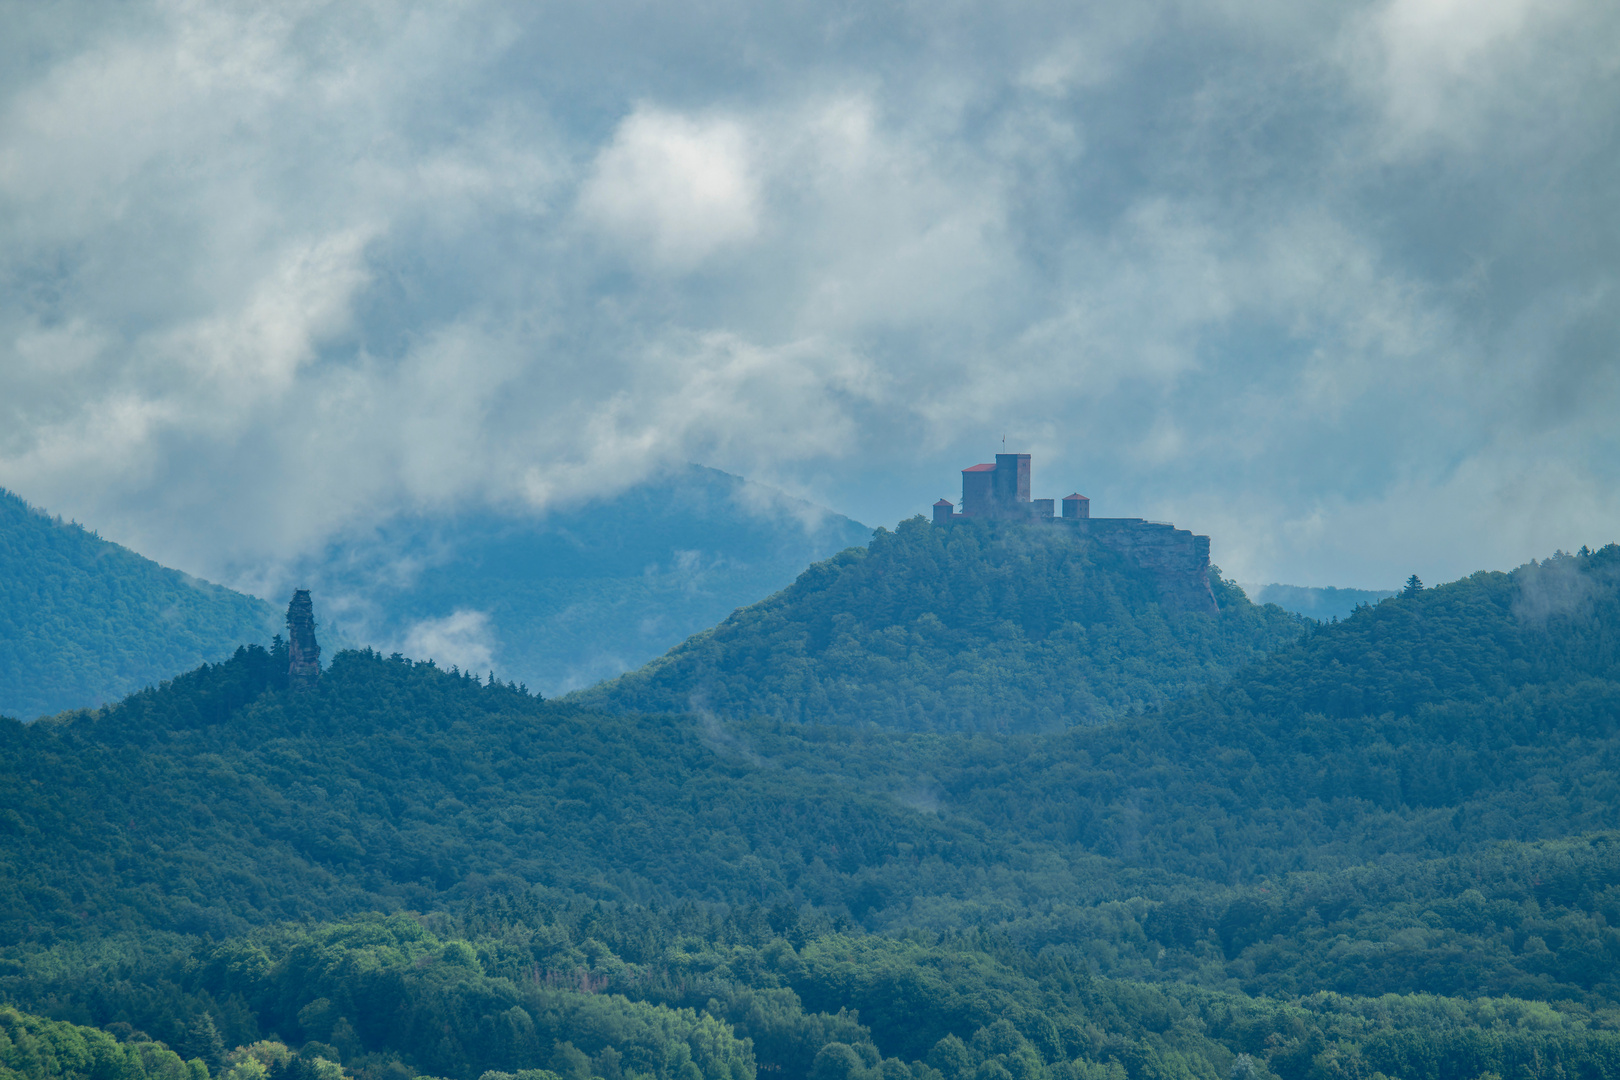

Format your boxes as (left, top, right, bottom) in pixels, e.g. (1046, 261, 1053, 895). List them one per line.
(0, 488, 281, 720)
(1245, 581, 1396, 621)
(281, 465, 873, 695)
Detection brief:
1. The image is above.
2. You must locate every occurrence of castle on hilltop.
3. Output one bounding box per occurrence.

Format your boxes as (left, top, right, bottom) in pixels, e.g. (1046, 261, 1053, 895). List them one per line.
(932, 453, 1217, 615)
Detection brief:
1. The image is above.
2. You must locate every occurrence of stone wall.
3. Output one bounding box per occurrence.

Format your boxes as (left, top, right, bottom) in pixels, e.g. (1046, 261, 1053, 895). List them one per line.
(1065, 518, 1218, 615)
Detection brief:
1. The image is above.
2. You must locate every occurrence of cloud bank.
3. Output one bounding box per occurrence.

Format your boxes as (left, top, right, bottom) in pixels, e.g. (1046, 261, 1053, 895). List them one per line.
(1, 0, 1617, 590)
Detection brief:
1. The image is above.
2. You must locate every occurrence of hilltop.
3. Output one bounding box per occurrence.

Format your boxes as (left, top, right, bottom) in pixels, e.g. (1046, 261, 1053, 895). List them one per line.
(0, 488, 280, 720)
(571, 516, 1305, 730)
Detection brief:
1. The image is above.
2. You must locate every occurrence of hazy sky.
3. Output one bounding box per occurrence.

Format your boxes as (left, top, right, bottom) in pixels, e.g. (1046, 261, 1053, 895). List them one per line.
(1, 0, 1616, 591)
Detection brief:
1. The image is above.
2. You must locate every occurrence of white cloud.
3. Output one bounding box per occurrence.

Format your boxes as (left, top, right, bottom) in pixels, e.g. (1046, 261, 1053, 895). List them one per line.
(0, 0, 1615, 594)
(520, 331, 882, 508)
(1344, 0, 1608, 157)
(578, 107, 760, 267)
(401, 609, 496, 673)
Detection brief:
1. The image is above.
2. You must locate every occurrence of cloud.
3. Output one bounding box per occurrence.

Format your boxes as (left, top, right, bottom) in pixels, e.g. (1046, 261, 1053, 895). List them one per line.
(1347, 0, 1585, 155)
(1513, 554, 1599, 626)
(579, 107, 760, 267)
(0, 0, 1615, 595)
(401, 609, 496, 674)
(518, 331, 882, 510)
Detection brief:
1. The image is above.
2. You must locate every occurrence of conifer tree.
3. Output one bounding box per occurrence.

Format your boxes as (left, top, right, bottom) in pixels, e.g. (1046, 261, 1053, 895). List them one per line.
(185, 1013, 226, 1072)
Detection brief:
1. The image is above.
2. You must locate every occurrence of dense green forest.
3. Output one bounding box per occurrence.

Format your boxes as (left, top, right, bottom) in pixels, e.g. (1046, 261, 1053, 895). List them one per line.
(0, 489, 280, 721)
(271, 466, 871, 697)
(571, 518, 1304, 730)
(6, 536, 1620, 1080)
(10, 899, 1620, 1080)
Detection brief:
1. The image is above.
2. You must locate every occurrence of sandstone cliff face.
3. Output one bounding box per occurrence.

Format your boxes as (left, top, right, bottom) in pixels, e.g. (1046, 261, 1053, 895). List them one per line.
(932, 512, 1220, 616)
(286, 589, 320, 689)
(1069, 519, 1219, 615)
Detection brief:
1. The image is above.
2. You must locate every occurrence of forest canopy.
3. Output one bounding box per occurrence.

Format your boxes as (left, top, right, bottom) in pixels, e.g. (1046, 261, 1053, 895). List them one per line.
(571, 517, 1305, 730)
(5, 536, 1620, 1080)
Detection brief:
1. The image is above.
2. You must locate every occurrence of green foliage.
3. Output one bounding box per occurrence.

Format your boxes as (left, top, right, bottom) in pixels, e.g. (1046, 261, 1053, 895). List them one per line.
(15, 911, 1620, 1080)
(191, 916, 757, 1080)
(7, 542, 1620, 1080)
(0, 489, 280, 721)
(0, 1004, 202, 1080)
(4, 544, 1620, 1001)
(572, 518, 1305, 730)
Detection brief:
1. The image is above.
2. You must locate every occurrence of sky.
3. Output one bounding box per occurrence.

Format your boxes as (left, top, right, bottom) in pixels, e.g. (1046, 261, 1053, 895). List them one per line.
(1, 0, 1617, 592)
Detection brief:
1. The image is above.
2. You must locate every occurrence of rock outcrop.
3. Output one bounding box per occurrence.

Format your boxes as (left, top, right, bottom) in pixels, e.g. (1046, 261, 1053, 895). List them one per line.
(286, 589, 320, 689)
(1076, 518, 1217, 615)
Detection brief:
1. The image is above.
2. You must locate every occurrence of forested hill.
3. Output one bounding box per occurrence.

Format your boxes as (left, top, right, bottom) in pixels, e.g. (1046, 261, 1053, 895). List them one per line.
(570, 516, 1304, 730)
(7, 549, 1620, 1080)
(0, 488, 280, 720)
(3, 547, 1619, 968)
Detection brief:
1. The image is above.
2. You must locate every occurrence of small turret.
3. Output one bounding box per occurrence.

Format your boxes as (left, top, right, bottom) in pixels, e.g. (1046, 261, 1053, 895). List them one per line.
(286, 589, 320, 690)
(933, 499, 954, 525)
(1062, 493, 1090, 520)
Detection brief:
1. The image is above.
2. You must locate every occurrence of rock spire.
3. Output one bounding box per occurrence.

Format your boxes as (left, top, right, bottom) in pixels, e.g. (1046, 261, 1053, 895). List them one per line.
(286, 588, 320, 689)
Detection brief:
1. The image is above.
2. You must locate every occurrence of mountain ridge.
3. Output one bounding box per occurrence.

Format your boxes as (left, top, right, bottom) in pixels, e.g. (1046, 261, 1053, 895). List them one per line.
(0, 487, 282, 720)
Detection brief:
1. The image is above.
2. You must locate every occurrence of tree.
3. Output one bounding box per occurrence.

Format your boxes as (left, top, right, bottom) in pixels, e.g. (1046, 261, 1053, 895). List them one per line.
(1402, 575, 1424, 598)
(185, 1013, 226, 1072)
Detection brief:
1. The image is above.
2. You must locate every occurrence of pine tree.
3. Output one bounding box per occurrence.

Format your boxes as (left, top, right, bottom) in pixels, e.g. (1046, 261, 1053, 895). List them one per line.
(1402, 574, 1424, 598)
(184, 1014, 226, 1072)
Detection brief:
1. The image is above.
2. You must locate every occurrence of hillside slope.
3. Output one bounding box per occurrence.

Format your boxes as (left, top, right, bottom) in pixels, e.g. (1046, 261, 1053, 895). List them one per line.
(9, 541, 1620, 1080)
(0, 489, 281, 720)
(5, 547, 1620, 1010)
(571, 516, 1305, 730)
(269, 466, 871, 696)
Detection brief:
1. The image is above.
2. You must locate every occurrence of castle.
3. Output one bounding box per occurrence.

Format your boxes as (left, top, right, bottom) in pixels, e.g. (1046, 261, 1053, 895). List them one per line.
(933, 453, 1218, 615)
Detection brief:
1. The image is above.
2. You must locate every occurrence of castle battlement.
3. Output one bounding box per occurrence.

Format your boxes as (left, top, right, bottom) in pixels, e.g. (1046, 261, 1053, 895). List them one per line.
(933, 455, 1217, 614)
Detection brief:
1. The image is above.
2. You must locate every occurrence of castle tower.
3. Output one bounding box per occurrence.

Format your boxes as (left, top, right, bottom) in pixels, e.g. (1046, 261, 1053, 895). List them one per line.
(1062, 493, 1090, 520)
(933, 499, 955, 525)
(286, 589, 320, 690)
(992, 453, 1031, 507)
(961, 464, 996, 515)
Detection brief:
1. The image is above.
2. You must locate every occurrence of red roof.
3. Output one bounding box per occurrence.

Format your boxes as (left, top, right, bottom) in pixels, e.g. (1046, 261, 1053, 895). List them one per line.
(934, 499, 954, 506)
(963, 463, 996, 472)
(1063, 493, 1089, 500)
